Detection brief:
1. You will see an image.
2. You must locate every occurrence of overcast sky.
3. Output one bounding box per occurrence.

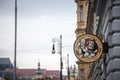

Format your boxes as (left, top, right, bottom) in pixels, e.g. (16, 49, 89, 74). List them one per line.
(0, 0, 77, 75)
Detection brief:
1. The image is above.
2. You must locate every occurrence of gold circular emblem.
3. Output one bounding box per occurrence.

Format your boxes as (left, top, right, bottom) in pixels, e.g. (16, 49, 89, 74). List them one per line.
(74, 34, 103, 62)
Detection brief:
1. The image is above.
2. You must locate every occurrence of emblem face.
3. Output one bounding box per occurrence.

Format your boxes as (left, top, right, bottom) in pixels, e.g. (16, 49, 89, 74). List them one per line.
(74, 34, 103, 62)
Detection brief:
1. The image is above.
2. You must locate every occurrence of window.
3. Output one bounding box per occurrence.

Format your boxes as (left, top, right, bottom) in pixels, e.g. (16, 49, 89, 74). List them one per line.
(79, 5, 83, 21)
(80, 69, 84, 80)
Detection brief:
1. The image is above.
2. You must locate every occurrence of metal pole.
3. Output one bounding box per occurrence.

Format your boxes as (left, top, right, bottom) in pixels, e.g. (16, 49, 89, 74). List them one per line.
(14, 0, 17, 80)
(60, 35, 63, 80)
(67, 54, 70, 80)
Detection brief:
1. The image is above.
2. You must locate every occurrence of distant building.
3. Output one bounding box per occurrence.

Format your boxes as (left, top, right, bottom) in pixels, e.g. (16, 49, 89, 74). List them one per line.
(0, 58, 13, 71)
(0, 58, 14, 80)
(35, 61, 44, 80)
(0, 58, 67, 80)
(69, 65, 78, 80)
(16, 69, 60, 80)
(16, 61, 60, 80)
(46, 70, 60, 80)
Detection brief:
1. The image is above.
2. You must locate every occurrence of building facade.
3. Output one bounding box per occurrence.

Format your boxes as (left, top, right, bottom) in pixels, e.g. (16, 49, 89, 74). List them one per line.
(74, 0, 120, 80)
(74, 0, 89, 80)
(86, 0, 120, 80)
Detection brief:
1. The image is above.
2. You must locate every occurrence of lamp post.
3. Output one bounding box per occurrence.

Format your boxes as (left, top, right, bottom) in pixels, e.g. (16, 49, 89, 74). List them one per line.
(14, 0, 17, 80)
(67, 54, 70, 80)
(52, 35, 63, 80)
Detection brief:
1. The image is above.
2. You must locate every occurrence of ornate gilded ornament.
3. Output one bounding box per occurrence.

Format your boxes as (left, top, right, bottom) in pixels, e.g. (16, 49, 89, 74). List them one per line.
(74, 34, 103, 62)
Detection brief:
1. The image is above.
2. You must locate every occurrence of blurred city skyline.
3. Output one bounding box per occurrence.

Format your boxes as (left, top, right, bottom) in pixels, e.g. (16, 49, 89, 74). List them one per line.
(0, 0, 77, 75)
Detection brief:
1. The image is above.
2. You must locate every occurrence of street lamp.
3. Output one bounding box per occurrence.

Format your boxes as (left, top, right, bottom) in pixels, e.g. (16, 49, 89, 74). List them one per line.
(52, 35, 63, 80)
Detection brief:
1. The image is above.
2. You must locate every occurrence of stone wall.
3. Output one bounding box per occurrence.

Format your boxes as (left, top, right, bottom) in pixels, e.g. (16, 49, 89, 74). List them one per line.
(88, 0, 120, 80)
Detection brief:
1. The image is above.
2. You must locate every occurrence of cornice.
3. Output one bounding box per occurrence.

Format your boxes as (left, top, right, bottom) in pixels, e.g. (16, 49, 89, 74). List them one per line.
(75, 0, 86, 3)
(75, 27, 86, 34)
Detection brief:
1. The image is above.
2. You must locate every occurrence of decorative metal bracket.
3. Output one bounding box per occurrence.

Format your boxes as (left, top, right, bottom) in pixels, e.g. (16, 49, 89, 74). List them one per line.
(103, 42, 108, 53)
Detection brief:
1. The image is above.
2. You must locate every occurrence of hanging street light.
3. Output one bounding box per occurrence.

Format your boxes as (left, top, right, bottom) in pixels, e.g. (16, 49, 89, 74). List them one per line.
(51, 35, 63, 80)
